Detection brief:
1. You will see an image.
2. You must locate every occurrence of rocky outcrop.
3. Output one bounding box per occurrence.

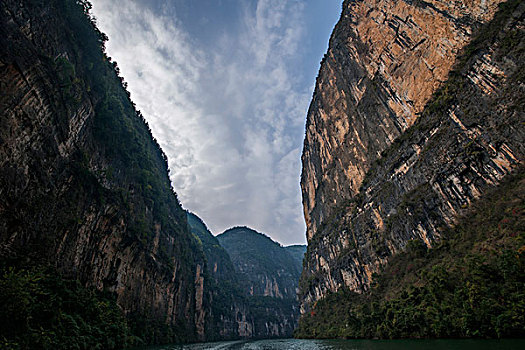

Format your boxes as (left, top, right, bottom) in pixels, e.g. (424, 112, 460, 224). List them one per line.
(0, 0, 206, 342)
(188, 213, 237, 282)
(300, 0, 524, 312)
(217, 226, 303, 338)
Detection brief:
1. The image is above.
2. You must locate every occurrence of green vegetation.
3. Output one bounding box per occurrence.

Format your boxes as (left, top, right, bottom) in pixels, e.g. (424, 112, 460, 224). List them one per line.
(186, 212, 243, 340)
(57, 0, 202, 343)
(0, 265, 136, 349)
(358, 0, 524, 196)
(218, 227, 300, 276)
(187, 212, 237, 281)
(246, 296, 297, 325)
(217, 227, 303, 298)
(295, 169, 525, 339)
(55, 0, 188, 244)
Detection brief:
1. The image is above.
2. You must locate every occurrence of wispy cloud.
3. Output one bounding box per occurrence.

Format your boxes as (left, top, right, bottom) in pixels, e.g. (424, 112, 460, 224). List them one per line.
(91, 0, 311, 245)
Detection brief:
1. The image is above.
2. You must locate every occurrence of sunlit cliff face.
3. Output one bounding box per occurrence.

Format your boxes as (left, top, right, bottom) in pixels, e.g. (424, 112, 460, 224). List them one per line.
(300, 0, 521, 312)
(302, 0, 504, 241)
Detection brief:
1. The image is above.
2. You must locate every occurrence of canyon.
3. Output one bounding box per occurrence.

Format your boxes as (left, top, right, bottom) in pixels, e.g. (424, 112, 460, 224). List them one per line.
(1, 0, 523, 346)
(188, 214, 304, 339)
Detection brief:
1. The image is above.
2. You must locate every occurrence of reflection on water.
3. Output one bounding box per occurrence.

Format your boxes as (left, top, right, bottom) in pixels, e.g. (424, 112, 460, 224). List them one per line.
(137, 338, 525, 350)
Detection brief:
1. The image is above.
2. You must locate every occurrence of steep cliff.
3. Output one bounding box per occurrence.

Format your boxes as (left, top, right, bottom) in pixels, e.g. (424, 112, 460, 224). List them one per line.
(0, 0, 206, 345)
(216, 227, 304, 338)
(188, 215, 304, 339)
(187, 212, 242, 340)
(300, 0, 524, 320)
(302, 0, 506, 242)
(188, 213, 237, 283)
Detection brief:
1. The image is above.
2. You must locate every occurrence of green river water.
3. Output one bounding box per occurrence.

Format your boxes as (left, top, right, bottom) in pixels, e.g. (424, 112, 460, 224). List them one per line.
(136, 338, 525, 350)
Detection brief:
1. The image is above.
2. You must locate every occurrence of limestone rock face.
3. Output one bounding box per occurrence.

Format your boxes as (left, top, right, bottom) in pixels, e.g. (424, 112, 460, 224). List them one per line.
(300, 0, 524, 312)
(217, 226, 303, 337)
(0, 0, 206, 341)
(302, 0, 504, 242)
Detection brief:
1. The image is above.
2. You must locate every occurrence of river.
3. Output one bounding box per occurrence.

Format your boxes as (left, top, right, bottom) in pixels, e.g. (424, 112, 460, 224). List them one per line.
(136, 338, 525, 350)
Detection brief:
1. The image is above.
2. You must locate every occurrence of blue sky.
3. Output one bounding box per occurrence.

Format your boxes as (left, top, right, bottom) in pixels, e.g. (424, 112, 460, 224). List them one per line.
(90, 0, 341, 245)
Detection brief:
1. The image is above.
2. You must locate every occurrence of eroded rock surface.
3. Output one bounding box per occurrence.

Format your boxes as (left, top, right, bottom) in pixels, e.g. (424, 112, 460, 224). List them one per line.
(0, 0, 205, 341)
(300, 0, 524, 312)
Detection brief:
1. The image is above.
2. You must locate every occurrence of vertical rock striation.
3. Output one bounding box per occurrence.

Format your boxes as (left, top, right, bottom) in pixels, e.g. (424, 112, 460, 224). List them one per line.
(302, 0, 504, 242)
(0, 0, 206, 342)
(215, 226, 304, 338)
(300, 0, 524, 312)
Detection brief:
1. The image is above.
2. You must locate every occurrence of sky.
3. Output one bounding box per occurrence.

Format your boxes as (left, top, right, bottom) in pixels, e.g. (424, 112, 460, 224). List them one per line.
(90, 0, 341, 245)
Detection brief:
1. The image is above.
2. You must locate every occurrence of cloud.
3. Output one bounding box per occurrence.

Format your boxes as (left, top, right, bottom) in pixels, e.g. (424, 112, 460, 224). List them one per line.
(91, 0, 310, 245)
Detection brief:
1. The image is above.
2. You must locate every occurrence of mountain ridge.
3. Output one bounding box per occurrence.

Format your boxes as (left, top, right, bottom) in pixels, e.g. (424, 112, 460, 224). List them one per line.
(188, 212, 305, 339)
(217, 226, 303, 300)
(0, 0, 308, 346)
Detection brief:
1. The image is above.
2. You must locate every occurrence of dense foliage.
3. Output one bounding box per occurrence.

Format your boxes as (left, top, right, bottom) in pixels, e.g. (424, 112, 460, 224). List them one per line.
(284, 245, 307, 268)
(295, 168, 524, 339)
(0, 265, 135, 349)
(60, 0, 205, 344)
(54, 0, 189, 244)
(187, 213, 237, 281)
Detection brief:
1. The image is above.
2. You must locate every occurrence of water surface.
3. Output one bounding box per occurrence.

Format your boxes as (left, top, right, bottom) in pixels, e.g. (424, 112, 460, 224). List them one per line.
(137, 338, 525, 350)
